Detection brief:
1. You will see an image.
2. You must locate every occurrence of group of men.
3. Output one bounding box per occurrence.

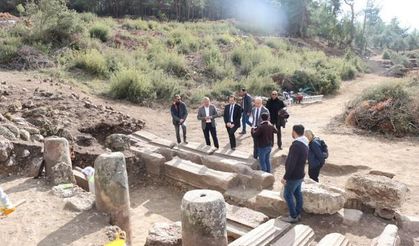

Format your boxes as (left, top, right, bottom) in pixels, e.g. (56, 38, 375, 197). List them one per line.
(171, 88, 310, 224)
(170, 88, 287, 172)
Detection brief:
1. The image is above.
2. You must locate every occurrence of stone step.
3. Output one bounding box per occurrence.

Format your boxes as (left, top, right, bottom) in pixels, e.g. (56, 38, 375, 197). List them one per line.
(229, 219, 291, 246)
(130, 146, 166, 176)
(226, 203, 269, 240)
(131, 131, 176, 149)
(164, 157, 240, 192)
(270, 224, 315, 246)
(318, 233, 351, 246)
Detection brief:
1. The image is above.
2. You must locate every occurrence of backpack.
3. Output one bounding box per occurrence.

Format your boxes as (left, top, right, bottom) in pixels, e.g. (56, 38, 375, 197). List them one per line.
(318, 139, 329, 159)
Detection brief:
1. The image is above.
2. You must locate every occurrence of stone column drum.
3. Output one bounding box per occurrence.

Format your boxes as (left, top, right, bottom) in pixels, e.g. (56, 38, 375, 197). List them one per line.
(94, 152, 132, 245)
(44, 137, 72, 178)
(181, 189, 227, 246)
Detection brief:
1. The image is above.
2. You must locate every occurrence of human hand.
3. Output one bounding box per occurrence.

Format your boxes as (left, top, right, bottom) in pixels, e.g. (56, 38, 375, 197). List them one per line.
(226, 122, 231, 128)
(180, 119, 184, 123)
(281, 179, 286, 185)
(231, 124, 235, 128)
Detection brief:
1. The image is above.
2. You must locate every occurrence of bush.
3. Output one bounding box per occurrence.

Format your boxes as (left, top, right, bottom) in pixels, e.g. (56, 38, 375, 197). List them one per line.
(110, 68, 153, 102)
(291, 68, 340, 95)
(26, 0, 85, 47)
(382, 50, 391, 60)
(151, 50, 188, 78)
(74, 49, 108, 77)
(89, 23, 110, 42)
(0, 36, 21, 63)
(122, 19, 149, 30)
(149, 70, 180, 100)
(340, 63, 357, 81)
(347, 80, 418, 136)
(203, 46, 234, 80)
(167, 28, 199, 54)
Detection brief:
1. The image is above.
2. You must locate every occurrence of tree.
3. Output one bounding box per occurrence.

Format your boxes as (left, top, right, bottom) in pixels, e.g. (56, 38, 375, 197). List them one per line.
(343, 0, 355, 48)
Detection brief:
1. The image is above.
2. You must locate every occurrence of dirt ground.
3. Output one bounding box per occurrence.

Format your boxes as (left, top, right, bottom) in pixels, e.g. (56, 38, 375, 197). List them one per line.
(0, 70, 418, 245)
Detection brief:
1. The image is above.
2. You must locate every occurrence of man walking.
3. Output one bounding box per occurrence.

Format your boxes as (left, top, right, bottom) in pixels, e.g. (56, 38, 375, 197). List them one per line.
(251, 113, 277, 173)
(223, 95, 242, 150)
(239, 88, 252, 134)
(197, 97, 219, 149)
(266, 90, 286, 149)
(281, 125, 309, 223)
(170, 95, 188, 144)
(251, 97, 269, 158)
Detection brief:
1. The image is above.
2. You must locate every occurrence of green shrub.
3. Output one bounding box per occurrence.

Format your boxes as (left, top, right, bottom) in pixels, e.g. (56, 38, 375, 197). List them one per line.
(90, 23, 110, 42)
(167, 28, 199, 54)
(0, 36, 21, 63)
(243, 76, 278, 96)
(148, 70, 180, 100)
(151, 50, 188, 78)
(265, 38, 288, 50)
(26, 0, 85, 47)
(74, 49, 108, 77)
(122, 19, 149, 30)
(382, 50, 391, 60)
(340, 63, 357, 81)
(79, 12, 97, 23)
(110, 68, 153, 102)
(211, 79, 241, 99)
(291, 68, 340, 95)
(390, 52, 410, 68)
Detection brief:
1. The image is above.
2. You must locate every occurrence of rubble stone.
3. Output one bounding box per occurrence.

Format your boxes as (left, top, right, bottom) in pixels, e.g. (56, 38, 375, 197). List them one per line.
(254, 190, 288, 217)
(105, 134, 131, 151)
(19, 129, 30, 141)
(302, 179, 346, 214)
(396, 214, 419, 233)
(0, 136, 13, 162)
(145, 222, 182, 246)
(64, 192, 95, 211)
(338, 208, 363, 225)
(318, 233, 351, 246)
(345, 174, 408, 210)
(51, 162, 76, 185)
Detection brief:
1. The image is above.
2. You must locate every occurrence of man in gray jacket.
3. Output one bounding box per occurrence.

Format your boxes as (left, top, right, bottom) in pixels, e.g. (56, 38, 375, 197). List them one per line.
(251, 97, 269, 158)
(197, 97, 219, 149)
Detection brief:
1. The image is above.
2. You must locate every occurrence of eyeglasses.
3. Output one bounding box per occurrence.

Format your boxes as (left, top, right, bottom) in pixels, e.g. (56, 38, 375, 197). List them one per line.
(272, 93, 277, 96)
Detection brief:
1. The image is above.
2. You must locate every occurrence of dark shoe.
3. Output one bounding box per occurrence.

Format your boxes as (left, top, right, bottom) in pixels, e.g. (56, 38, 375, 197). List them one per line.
(231, 148, 236, 151)
(184, 140, 188, 144)
(280, 215, 299, 223)
(239, 131, 246, 135)
(278, 146, 282, 150)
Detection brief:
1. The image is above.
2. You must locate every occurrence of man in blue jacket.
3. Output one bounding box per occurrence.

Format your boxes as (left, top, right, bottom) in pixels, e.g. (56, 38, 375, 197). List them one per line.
(239, 88, 252, 134)
(170, 95, 188, 144)
(281, 124, 308, 223)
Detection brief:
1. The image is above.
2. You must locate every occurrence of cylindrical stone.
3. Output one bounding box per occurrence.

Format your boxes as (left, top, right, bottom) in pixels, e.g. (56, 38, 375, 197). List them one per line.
(94, 152, 132, 245)
(44, 137, 72, 178)
(181, 189, 227, 246)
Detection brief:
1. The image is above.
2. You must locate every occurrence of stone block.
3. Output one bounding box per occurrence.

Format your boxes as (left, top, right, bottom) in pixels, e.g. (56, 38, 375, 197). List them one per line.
(51, 162, 76, 185)
(105, 134, 130, 151)
(172, 146, 203, 164)
(271, 152, 286, 168)
(131, 130, 176, 149)
(271, 224, 315, 246)
(371, 224, 400, 246)
(338, 209, 363, 225)
(73, 169, 89, 191)
(396, 214, 419, 233)
(64, 192, 95, 212)
(130, 146, 166, 176)
(254, 190, 288, 217)
(164, 157, 239, 192)
(213, 148, 255, 166)
(369, 170, 395, 179)
(145, 222, 182, 246)
(229, 219, 291, 246)
(345, 174, 408, 210)
(318, 233, 351, 246)
(375, 208, 396, 220)
(226, 203, 269, 239)
(302, 180, 346, 214)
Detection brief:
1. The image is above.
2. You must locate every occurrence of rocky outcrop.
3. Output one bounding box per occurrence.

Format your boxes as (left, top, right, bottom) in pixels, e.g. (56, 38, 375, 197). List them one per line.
(345, 174, 408, 210)
(302, 179, 346, 214)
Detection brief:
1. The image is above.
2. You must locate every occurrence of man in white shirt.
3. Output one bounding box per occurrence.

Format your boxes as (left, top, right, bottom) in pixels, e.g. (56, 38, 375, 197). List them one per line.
(251, 97, 269, 158)
(197, 97, 219, 148)
(223, 95, 242, 150)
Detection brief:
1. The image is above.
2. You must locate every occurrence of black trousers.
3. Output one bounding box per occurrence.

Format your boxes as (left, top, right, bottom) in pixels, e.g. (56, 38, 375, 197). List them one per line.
(275, 121, 282, 148)
(253, 135, 258, 159)
(309, 166, 322, 182)
(174, 123, 187, 143)
(226, 125, 239, 149)
(203, 123, 219, 148)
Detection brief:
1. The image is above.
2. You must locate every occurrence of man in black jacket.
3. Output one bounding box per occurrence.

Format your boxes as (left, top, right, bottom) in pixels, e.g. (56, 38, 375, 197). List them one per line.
(170, 95, 188, 144)
(239, 88, 252, 134)
(223, 95, 242, 150)
(251, 113, 277, 173)
(281, 124, 309, 223)
(266, 90, 286, 149)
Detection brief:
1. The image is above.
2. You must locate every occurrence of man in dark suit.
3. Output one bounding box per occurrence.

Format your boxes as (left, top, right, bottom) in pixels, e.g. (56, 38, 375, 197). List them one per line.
(251, 97, 270, 158)
(170, 95, 188, 144)
(223, 95, 242, 150)
(197, 97, 219, 149)
(266, 90, 286, 149)
(239, 88, 252, 134)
